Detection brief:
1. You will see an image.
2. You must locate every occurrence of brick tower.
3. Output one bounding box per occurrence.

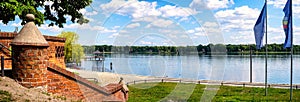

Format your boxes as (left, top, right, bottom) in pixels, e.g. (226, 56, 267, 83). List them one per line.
(11, 14, 49, 88)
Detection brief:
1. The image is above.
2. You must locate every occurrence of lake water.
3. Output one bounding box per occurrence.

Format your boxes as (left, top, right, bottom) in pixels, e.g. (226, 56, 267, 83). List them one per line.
(80, 54, 300, 84)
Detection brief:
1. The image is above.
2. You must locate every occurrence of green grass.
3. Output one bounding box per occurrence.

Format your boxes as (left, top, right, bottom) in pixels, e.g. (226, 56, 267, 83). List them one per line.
(0, 90, 12, 102)
(128, 82, 300, 101)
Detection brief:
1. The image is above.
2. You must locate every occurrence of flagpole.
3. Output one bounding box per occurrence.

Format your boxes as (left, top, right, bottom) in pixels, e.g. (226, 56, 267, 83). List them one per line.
(290, 0, 293, 101)
(264, 0, 268, 96)
(250, 44, 252, 83)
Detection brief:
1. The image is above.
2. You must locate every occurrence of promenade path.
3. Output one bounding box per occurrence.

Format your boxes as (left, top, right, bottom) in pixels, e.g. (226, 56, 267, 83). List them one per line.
(67, 68, 300, 89)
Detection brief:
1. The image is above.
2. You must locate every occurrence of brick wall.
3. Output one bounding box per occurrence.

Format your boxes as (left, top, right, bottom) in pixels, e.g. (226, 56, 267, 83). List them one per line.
(47, 62, 127, 101)
(11, 46, 49, 88)
(47, 70, 85, 100)
(105, 83, 128, 101)
(47, 41, 65, 68)
(3, 31, 128, 101)
(0, 32, 66, 69)
(0, 32, 15, 68)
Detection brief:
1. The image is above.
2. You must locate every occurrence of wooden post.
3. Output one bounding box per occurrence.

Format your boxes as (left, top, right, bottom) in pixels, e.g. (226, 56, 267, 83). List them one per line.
(110, 62, 113, 71)
(1, 56, 4, 77)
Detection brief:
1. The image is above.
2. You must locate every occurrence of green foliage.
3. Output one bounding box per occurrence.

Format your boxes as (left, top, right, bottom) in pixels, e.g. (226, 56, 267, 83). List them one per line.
(72, 44, 85, 64)
(0, 0, 92, 27)
(84, 44, 300, 55)
(57, 31, 85, 64)
(128, 82, 300, 101)
(0, 90, 12, 102)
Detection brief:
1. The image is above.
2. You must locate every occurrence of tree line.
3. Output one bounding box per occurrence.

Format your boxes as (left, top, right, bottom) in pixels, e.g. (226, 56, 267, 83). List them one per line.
(83, 44, 300, 55)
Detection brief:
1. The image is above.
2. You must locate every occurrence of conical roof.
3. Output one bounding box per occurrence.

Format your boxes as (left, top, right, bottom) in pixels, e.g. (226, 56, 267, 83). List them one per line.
(11, 14, 49, 46)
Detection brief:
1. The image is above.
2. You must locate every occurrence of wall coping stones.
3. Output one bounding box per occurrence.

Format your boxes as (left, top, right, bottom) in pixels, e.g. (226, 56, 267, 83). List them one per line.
(0, 32, 66, 42)
(104, 83, 124, 94)
(43, 35, 66, 42)
(0, 32, 17, 39)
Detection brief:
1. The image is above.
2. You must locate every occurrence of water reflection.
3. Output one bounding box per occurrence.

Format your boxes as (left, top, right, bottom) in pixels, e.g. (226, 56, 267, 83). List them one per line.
(80, 54, 300, 84)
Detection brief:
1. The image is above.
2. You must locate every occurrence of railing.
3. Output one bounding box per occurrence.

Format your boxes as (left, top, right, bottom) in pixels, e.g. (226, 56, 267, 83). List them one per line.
(126, 78, 300, 89)
(84, 78, 99, 83)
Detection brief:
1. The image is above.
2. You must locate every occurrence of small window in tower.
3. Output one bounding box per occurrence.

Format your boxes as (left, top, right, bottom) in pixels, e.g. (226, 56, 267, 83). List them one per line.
(55, 46, 64, 58)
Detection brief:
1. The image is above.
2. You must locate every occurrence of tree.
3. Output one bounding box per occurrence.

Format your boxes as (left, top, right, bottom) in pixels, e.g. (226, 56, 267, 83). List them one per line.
(0, 0, 91, 27)
(72, 44, 85, 65)
(57, 31, 85, 64)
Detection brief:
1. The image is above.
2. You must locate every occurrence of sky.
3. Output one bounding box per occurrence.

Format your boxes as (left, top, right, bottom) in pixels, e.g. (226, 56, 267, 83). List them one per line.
(1, 0, 300, 46)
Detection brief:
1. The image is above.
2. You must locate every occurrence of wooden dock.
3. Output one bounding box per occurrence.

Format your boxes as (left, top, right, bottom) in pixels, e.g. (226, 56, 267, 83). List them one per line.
(84, 56, 105, 61)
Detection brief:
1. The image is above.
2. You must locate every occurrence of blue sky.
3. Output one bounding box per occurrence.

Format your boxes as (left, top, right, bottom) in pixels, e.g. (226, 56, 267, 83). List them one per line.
(0, 0, 299, 46)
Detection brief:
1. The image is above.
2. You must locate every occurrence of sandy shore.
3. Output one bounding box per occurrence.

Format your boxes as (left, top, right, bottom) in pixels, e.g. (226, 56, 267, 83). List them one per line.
(66, 68, 161, 86)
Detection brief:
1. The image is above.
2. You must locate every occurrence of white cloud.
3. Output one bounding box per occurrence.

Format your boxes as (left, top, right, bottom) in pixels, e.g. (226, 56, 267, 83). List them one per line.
(79, 9, 97, 22)
(108, 33, 119, 38)
(64, 23, 115, 32)
(132, 16, 158, 22)
(146, 19, 173, 28)
(187, 30, 195, 33)
(79, 9, 98, 16)
(38, 25, 63, 33)
(101, 0, 197, 20)
(113, 26, 121, 29)
(187, 23, 214, 39)
(268, 0, 300, 18)
(41, 1, 56, 14)
(44, 1, 54, 5)
(0, 21, 5, 27)
(268, 0, 300, 8)
(11, 22, 21, 27)
(215, 6, 259, 32)
(189, 0, 234, 10)
(158, 5, 197, 18)
(115, 1, 161, 18)
(203, 22, 218, 28)
(214, 6, 261, 44)
(100, 0, 137, 15)
(201, 22, 222, 39)
(126, 23, 140, 28)
(207, 0, 234, 9)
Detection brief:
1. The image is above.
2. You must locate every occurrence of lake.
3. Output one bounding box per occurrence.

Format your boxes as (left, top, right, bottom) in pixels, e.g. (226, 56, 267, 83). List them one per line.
(80, 54, 300, 84)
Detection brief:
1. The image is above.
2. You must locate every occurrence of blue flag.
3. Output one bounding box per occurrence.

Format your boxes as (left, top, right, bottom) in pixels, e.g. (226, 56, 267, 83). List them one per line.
(254, 3, 266, 49)
(283, 0, 292, 48)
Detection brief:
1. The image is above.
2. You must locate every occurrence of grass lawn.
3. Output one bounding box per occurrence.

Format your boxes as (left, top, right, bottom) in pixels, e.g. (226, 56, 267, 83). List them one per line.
(128, 82, 300, 101)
